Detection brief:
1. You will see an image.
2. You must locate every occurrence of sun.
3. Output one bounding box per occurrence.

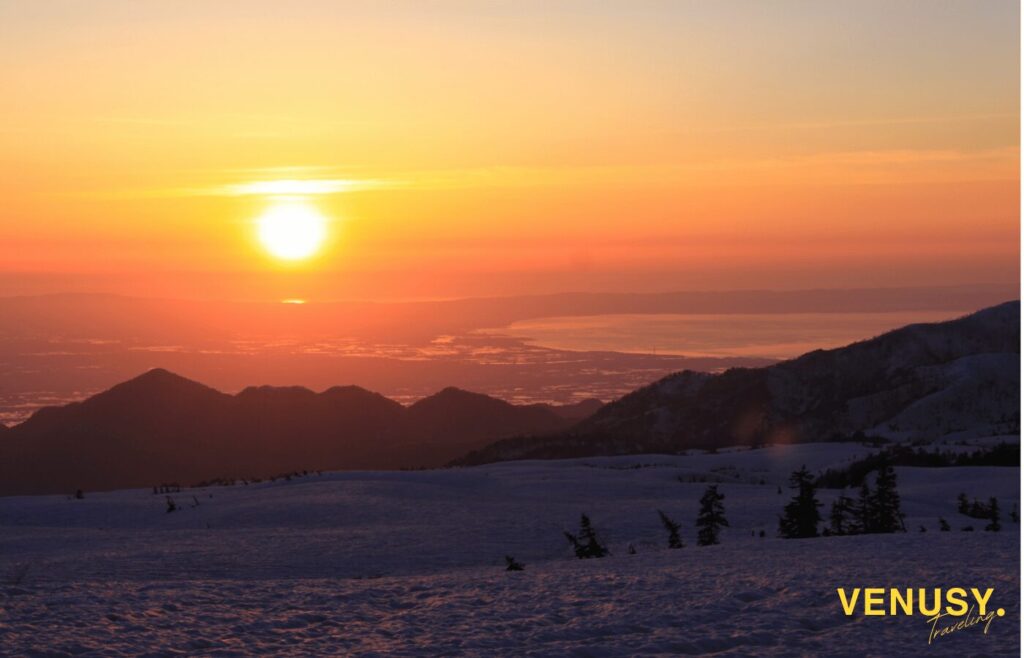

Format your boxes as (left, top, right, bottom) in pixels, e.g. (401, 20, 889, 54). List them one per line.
(255, 201, 328, 261)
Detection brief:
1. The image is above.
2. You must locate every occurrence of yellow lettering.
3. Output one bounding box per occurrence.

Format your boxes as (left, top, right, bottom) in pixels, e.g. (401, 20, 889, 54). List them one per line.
(837, 588, 860, 615)
(927, 613, 947, 645)
(918, 588, 941, 616)
(944, 588, 968, 616)
(891, 588, 913, 615)
(971, 588, 994, 616)
(864, 588, 885, 615)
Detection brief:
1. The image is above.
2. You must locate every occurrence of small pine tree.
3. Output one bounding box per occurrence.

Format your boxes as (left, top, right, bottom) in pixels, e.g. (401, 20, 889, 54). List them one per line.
(938, 517, 951, 532)
(696, 485, 728, 546)
(165, 496, 177, 513)
(957, 492, 970, 515)
(829, 494, 857, 536)
(504, 555, 524, 571)
(779, 466, 822, 538)
(564, 514, 609, 559)
(870, 458, 904, 533)
(658, 510, 684, 549)
(968, 499, 988, 518)
(855, 481, 872, 534)
(984, 497, 1001, 532)
(1011, 503, 1018, 523)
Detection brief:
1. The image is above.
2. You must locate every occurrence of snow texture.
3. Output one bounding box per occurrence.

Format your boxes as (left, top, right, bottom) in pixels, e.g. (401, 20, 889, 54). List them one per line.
(1, 443, 1019, 656)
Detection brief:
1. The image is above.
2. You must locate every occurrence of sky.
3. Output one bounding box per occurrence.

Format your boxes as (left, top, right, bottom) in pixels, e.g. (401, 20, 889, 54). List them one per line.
(0, 0, 1019, 301)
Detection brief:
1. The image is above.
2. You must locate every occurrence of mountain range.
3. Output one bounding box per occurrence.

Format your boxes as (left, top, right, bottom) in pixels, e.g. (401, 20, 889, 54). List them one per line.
(456, 301, 1020, 465)
(0, 301, 1018, 495)
(0, 372, 600, 495)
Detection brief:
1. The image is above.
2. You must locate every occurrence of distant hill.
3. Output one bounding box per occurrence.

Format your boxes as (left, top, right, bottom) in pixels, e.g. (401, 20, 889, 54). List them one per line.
(0, 371, 601, 495)
(455, 301, 1021, 465)
(536, 398, 604, 422)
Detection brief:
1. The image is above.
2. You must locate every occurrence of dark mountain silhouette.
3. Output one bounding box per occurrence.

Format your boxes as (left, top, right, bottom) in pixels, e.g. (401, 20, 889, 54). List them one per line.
(537, 398, 604, 422)
(455, 301, 1020, 465)
(404, 388, 568, 442)
(0, 370, 601, 495)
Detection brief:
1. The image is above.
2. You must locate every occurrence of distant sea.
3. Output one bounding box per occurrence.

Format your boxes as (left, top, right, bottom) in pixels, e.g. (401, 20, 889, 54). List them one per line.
(487, 310, 966, 360)
(0, 309, 968, 426)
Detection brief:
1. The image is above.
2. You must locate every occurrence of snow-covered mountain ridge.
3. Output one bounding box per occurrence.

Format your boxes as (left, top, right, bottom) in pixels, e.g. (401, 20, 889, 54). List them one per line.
(459, 301, 1020, 464)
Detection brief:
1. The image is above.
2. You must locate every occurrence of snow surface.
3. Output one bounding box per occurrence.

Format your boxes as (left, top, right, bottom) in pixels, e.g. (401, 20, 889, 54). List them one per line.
(0, 443, 1019, 656)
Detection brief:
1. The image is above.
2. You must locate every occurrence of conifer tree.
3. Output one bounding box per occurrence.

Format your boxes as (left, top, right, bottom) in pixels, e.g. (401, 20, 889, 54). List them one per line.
(869, 458, 904, 533)
(658, 510, 684, 549)
(696, 485, 728, 546)
(985, 497, 1001, 532)
(968, 499, 988, 518)
(829, 494, 857, 536)
(564, 514, 609, 559)
(779, 465, 822, 538)
(939, 517, 951, 532)
(855, 481, 872, 534)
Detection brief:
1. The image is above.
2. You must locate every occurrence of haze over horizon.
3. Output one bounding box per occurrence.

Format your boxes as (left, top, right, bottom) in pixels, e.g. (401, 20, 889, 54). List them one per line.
(0, 288, 1014, 427)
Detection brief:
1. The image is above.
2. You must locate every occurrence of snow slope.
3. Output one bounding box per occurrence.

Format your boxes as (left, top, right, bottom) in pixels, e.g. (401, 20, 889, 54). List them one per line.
(0, 443, 1019, 656)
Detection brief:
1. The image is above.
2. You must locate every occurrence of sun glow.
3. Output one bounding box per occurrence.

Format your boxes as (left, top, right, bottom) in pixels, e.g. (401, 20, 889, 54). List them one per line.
(256, 201, 328, 261)
(230, 179, 364, 196)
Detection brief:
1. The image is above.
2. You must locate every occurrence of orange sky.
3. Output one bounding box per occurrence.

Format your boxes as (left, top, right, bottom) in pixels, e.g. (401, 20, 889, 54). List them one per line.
(0, 1, 1019, 301)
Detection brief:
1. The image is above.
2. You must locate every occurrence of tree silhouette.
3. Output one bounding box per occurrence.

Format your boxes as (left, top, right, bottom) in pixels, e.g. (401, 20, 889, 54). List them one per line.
(855, 481, 872, 534)
(868, 458, 904, 533)
(564, 514, 609, 559)
(658, 510, 684, 549)
(696, 485, 728, 546)
(939, 517, 951, 532)
(828, 494, 857, 536)
(985, 498, 1001, 532)
(779, 465, 822, 538)
(505, 555, 524, 571)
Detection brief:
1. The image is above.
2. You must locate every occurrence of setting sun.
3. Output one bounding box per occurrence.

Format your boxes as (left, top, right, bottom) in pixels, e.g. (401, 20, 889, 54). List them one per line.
(255, 200, 329, 261)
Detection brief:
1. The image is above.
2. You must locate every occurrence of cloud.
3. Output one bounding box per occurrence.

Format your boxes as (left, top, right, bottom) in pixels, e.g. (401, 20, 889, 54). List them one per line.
(218, 178, 387, 196)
